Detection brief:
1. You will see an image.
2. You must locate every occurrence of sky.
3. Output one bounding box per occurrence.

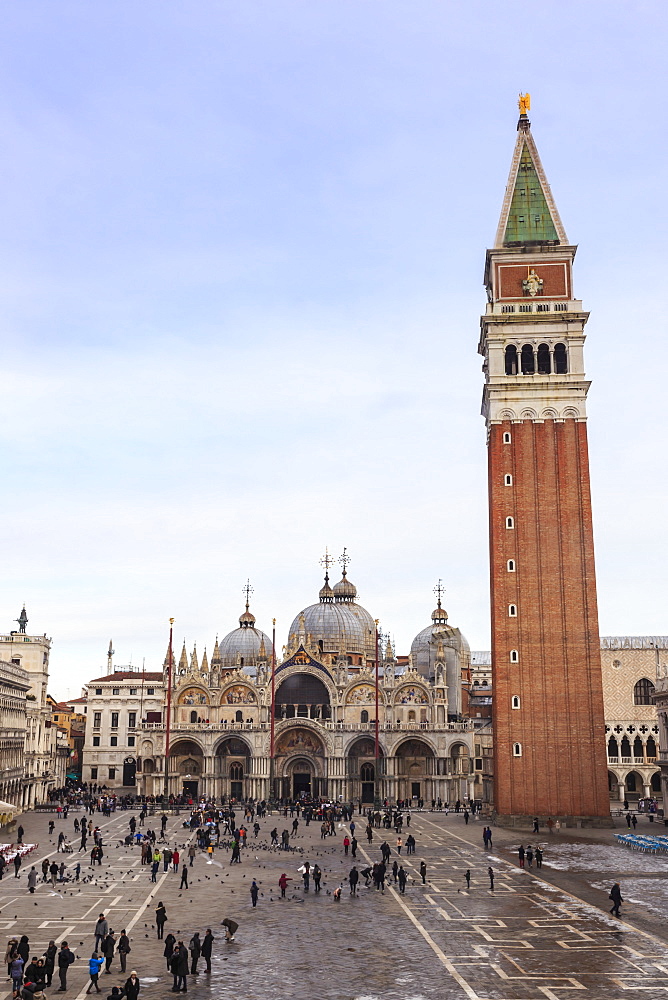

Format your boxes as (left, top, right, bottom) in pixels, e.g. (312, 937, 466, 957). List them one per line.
(0, 1, 666, 699)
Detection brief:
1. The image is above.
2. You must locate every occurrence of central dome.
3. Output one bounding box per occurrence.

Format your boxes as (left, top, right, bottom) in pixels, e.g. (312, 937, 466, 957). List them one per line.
(288, 568, 377, 661)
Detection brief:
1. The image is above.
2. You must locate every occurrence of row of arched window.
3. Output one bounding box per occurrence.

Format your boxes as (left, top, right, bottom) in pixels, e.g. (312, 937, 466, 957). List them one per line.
(608, 735, 657, 759)
(505, 343, 568, 375)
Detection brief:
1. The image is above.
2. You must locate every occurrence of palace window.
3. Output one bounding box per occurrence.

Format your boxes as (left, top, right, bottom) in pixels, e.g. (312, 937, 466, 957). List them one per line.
(128, 712, 136, 728)
(112, 688, 120, 696)
(128, 736, 135, 747)
(511, 696, 520, 709)
(554, 343, 568, 374)
(235, 710, 243, 722)
(513, 743, 522, 757)
(506, 516, 514, 529)
(95, 689, 102, 696)
(111, 712, 119, 728)
(110, 736, 117, 747)
(507, 560, 515, 572)
(90, 767, 98, 780)
(634, 678, 655, 705)
(147, 688, 155, 695)
(108, 767, 116, 779)
(505, 345, 518, 375)
(93, 712, 101, 728)
(504, 474, 512, 486)
(510, 650, 519, 663)
(361, 710, 369, 724)
(130, 688, 137, 695)
(503, 432, 511, 444)
(93, 736, 100, 747)
(508, 605, 517, 617)
(190, 711, 197, 723)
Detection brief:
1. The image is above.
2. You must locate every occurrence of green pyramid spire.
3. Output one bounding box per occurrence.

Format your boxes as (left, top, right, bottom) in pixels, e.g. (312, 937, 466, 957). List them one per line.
(503, 141, 560, 246)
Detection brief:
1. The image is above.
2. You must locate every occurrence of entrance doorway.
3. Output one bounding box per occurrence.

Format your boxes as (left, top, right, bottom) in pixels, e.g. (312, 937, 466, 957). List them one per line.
(293, 772, 311, 797)
(361, 761, 375, 803)
(411, 781, 421, 799)
(182, 780, 198, 799)
(122, 757, 136, 786)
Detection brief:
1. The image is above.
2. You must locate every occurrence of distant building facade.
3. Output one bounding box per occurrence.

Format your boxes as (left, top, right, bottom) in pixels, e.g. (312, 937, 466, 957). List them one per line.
(602, 637, 666, 807)
(81, 671, 164, 789)
(0, 611, 57, 806)
(0, 659, 30, 806)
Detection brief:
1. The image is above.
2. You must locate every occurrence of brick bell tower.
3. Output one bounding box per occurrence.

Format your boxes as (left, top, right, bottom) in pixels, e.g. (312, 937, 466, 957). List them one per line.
(479, 96, 610, 826)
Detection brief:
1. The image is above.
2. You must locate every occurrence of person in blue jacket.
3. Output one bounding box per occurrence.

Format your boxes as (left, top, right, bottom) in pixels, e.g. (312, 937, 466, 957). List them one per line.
(86, 953, 104, 994)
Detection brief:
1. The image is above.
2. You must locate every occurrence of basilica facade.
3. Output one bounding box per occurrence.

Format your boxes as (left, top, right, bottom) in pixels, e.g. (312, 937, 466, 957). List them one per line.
(135, 563, 490, 806)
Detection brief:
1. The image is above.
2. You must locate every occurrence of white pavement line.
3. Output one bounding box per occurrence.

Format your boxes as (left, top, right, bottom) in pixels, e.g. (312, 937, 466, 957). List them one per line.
(80, 897, 104, 921)
(56, 924, 74, 944)
(414, 813, 668, 951)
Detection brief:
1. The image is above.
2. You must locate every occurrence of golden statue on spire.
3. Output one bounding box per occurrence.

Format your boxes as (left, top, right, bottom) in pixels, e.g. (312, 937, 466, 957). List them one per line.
(518, 93, 531, 115)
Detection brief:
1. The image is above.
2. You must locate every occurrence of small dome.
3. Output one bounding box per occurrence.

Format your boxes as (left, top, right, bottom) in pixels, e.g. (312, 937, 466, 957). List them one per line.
(431, 602, 448, 623)
(333, 572, 357, 601)
(239, 608, 256, 627)
(319, 574, 334, 603)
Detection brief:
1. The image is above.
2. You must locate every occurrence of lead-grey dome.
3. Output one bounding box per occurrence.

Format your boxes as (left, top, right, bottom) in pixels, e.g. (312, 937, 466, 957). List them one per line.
(289, 572, 377, 660)
(218, 602, 271, 671)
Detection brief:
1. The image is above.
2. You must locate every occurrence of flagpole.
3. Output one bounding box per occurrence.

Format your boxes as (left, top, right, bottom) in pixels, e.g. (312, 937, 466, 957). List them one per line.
(270, 619, 276, 804)
(374, 620, 380, 808)
(163, 618, 174, 802)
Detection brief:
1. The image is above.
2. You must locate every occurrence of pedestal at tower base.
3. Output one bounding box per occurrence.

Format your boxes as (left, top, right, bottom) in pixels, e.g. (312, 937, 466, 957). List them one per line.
(495, 813, 615, 830)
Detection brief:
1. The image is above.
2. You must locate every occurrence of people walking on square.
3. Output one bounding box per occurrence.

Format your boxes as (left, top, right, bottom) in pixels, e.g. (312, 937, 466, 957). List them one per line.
(349, 867, 359, 895)
(278, 873, 291, 897)
(163, 935, 176, 972)
(94, 916, 108, 952)
(43, 942, 57, 987)
(179, 865, 188, 889)
(57, 942, 75, 992)
(535, 847, 543, 869)
(313, 864, 322, 892)
(609, 882, 623, 918)
(101, 932, 115, 973)
(13, 854, 22, 878)
(188, 932, 200, 974)
(86, 953, 103, 993)
(123, 972, 140, 1000)
(488, 867, 494, 890)
(518, 845, 525, 868)
(201, 930, 214, 973)
(155, 903, 167, 939)
(117, 932, 130, 974)
(420, 861, 427, 884)
(174, 942, 188, 993)
(398, 866, 407, 894)
(526, 846, 534, 868)
(465, 869, 471, 890)
(250, 881, 259, 907)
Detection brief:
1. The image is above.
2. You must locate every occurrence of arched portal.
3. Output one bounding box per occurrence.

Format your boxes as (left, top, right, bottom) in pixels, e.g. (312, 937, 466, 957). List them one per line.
(169, 739, 204, 800)
(348, 736, 384, 804)
(396, 738, 436, 804)
(275, 673, 331, 720)
(275, 726, 326, 800)
(215, 736, 252, 802)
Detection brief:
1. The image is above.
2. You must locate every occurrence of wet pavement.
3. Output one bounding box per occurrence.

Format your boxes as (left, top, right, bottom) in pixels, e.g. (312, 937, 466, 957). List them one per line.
(1, 808, 668, 1000)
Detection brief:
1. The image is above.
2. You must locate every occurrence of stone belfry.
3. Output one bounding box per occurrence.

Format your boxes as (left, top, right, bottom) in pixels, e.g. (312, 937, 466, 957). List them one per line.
(479, 96, 610, 824)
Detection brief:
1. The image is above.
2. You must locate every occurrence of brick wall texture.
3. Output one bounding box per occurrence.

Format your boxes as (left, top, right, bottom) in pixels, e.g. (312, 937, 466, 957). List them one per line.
(489, 418, 610, 818)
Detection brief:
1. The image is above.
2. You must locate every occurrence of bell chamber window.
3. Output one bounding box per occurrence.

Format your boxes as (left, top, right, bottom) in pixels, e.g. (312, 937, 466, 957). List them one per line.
(520, 344, 535, 374)
(537, 343, 551, 374)
(554, 343, 568, 373)
(505, 345, 518, 375)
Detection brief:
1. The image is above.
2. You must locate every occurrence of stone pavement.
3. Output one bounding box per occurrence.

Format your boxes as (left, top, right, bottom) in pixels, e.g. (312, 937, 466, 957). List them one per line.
(1, 807, 668, 1000)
